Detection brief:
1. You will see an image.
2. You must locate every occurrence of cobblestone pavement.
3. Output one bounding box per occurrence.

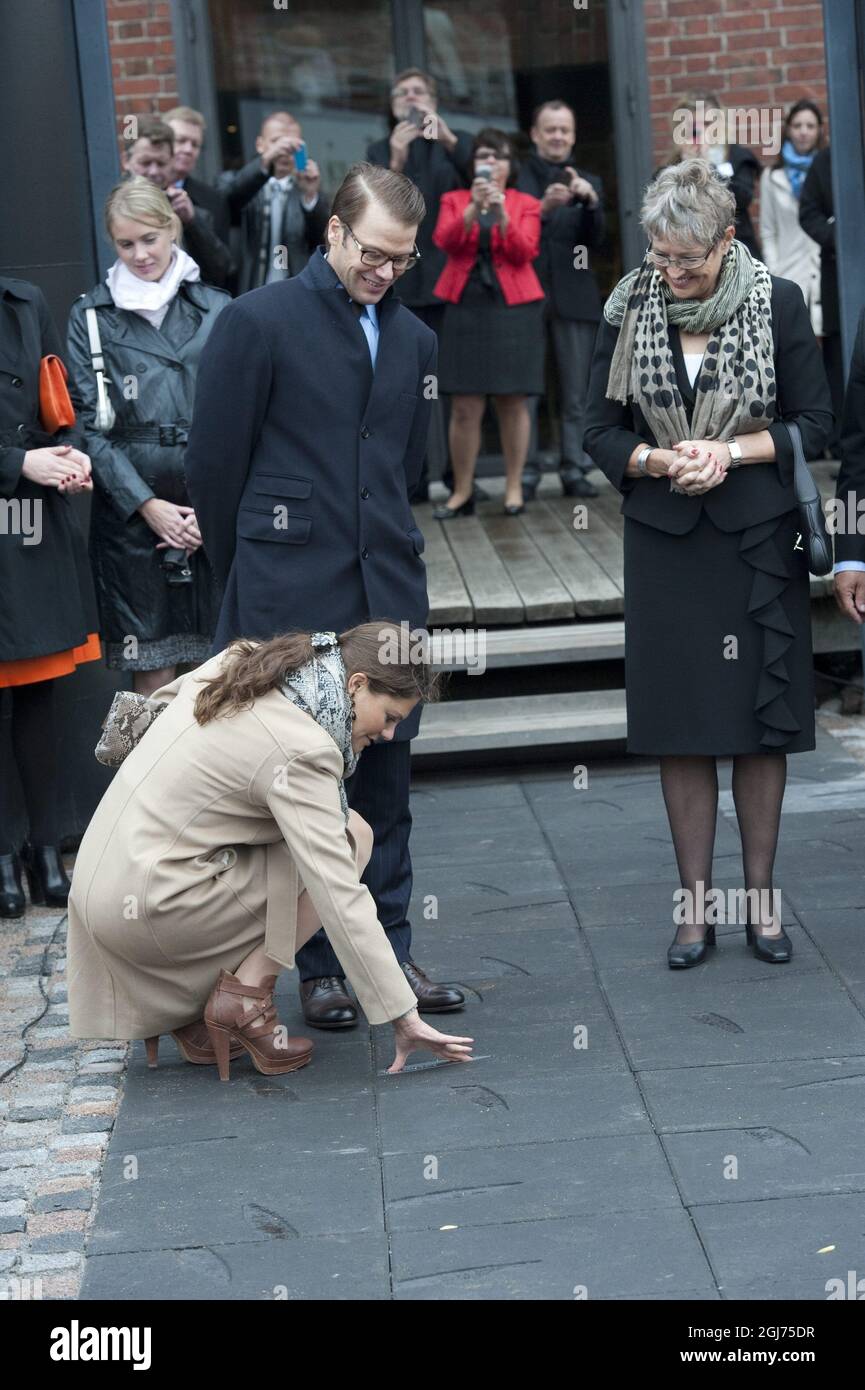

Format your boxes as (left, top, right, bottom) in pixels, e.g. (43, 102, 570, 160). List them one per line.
(0, 708, 862, 1299)
(0, 860, 128, 1301)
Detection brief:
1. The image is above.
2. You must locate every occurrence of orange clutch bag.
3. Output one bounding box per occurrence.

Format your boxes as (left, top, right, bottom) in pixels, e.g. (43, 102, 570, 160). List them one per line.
(39, 355, 76, 433)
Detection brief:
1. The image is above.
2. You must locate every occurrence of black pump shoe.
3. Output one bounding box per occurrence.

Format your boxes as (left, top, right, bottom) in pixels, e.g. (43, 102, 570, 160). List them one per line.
(667, 924, 716, 969)
(433, 496, 475, 520)
(21, 843, 72, 908)
(745, 920, 792, 963)
(0, 853, 26, 917)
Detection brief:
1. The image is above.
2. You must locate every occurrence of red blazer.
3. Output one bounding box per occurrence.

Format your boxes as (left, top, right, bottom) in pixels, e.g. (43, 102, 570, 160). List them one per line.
(432, 188, 544, 306)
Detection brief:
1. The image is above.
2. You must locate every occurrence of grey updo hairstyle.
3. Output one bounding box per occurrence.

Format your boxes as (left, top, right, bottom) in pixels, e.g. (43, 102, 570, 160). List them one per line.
(641, 157, 736, 250)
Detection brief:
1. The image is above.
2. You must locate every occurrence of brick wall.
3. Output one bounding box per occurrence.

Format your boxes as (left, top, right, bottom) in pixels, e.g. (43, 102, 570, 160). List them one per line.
(104, 0, 829, 165)
(107, 0, 178, 130)
(645, 0, 828, 170)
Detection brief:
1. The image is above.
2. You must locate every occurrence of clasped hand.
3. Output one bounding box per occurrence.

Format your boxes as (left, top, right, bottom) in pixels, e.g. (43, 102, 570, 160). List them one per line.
(667, 439, 729, 495)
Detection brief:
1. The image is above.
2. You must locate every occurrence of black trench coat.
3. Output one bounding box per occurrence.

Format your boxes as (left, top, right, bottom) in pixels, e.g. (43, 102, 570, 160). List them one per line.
(65, 279, 229, 647)
(0, 278, 99, 664)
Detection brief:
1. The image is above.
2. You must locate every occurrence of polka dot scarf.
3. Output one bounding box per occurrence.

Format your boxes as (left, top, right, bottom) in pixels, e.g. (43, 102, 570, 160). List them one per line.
(602, 238, 776, 449)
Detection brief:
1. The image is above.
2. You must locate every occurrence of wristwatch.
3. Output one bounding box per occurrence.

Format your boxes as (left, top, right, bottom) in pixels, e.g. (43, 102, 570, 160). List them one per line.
(726, 437, 743, 467)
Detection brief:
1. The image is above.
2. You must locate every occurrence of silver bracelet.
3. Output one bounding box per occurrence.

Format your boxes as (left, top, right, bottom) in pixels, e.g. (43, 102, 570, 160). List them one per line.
(636, 446, 652, 476)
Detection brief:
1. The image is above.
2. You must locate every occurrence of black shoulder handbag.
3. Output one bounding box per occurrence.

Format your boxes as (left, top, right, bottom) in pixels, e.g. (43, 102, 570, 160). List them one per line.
(783, 420, 833, 576)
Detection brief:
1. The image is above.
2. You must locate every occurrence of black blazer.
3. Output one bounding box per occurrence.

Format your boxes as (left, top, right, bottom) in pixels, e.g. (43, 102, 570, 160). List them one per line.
(799, 147, 838, 337)
(515, 152, 605, 322)
(183, 248, 437, 742)
(184, 173, 231, 246)
(583, 275, 833, 535)
(0, 278, 99, 662)
(835, 305, 865, 563)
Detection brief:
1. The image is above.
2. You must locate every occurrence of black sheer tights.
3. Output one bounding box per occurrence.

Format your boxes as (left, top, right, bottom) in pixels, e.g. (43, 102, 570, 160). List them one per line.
(0, 679, 59, 855)
(660, 753, 786, 944)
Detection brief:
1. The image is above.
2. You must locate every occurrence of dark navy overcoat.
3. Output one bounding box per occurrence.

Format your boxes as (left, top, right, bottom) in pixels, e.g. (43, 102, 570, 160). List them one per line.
(184, 248, 437, 741)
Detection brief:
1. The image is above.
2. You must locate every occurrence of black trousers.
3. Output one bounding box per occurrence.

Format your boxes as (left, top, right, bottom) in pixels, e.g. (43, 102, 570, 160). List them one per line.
(294, 738, 413, 981)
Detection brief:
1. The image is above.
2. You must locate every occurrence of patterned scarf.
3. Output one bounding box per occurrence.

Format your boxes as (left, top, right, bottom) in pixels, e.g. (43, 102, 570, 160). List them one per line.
(603, 238, 776, 452)
(781, 139, 814, 200)
(278, 632, 357, 822)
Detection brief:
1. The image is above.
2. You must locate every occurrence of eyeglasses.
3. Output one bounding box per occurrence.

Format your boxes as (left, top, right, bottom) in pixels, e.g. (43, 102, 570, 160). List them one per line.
(647, 242, 718, 270)
(342, 223, 420, 272)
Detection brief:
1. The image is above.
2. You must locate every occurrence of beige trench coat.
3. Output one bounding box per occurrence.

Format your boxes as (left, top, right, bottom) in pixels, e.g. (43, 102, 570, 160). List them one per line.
(759, 167, 822, 337)
(66, 650, 418, 1040)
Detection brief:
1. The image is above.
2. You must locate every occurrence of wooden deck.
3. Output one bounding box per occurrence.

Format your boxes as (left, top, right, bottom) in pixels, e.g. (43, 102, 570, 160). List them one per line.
(418, 465, 839, 630)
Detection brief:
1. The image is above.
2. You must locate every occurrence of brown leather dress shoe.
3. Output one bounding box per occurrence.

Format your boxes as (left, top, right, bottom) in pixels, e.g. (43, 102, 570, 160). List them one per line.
(299, 977, 358, 1029)
(401, 959, 465, 1012)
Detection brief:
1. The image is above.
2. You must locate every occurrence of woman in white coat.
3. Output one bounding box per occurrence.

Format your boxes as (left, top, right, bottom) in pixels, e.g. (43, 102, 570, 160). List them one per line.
(67, 622, 474, 1078)
(759, 100, 824, 336)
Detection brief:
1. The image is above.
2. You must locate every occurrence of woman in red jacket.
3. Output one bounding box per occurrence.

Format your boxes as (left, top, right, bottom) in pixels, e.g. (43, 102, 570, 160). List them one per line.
(432, 129, 545, 516)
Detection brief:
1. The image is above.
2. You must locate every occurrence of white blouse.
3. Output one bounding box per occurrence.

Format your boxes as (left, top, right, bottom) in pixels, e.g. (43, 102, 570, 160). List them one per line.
(683, 352, 704, 388)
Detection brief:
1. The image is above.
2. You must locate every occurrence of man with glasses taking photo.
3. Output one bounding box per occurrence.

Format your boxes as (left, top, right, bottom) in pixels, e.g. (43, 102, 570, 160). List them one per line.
(184, 163, 466, 1028)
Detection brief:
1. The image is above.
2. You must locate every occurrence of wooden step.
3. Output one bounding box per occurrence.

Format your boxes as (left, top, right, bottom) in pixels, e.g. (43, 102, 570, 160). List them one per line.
(428, 621, 625, 670)
(412, 690, 627, 757)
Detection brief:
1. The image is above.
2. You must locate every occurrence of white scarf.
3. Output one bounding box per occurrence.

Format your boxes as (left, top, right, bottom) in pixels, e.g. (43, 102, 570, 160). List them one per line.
(106, 245, 200, 328)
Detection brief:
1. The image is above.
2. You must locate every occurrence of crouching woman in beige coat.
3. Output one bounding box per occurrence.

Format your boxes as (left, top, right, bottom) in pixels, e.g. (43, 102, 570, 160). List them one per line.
(67, 623, 473, 1078)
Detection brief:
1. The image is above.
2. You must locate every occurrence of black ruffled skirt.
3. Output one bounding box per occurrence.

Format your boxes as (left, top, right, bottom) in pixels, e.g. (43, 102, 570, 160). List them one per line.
(623, 508, 815, 755)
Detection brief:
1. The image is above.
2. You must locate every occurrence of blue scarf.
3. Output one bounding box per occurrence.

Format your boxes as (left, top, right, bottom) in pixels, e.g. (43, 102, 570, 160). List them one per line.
(781, 139, 815, 200)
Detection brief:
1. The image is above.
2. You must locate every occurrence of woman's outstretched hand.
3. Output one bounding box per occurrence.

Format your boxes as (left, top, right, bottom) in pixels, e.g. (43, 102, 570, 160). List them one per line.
(388, 1007, 474, 1074)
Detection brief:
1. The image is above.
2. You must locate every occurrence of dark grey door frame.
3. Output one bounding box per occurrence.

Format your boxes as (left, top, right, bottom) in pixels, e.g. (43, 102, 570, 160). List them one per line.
(391, 0, 427, 71)
(607, 0, 653, 271)
(822, 0, 865, 376)
(72, 0, 121, 274)
(170, 0, 222, 182)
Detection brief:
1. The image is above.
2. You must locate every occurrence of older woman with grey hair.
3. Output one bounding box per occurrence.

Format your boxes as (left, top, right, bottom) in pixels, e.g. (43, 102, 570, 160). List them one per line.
(583, 158, 833, 971)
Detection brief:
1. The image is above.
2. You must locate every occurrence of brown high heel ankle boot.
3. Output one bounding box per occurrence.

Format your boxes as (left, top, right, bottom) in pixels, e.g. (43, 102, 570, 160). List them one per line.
(204, 968, 314, 1082)
(143, 1020, 247, 1069)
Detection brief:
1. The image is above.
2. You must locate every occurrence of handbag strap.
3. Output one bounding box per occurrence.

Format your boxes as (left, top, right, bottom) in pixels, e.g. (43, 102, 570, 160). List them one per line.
(780, 419, 820, 506)
(85, 306, 106, 372)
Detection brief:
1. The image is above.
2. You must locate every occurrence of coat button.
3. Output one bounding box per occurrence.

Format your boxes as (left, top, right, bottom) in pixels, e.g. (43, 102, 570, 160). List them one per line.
(361, 546, 369, 560)
(176, 417, 189, 427)
(135, 362, 147, 372)
(361, 486, 370, 499)
(361, 426, 371, 438)
(11, 377, 22, 388)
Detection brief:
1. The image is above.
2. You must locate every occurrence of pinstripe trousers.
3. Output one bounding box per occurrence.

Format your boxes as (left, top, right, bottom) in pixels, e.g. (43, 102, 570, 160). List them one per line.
(294, 739, 413, 980)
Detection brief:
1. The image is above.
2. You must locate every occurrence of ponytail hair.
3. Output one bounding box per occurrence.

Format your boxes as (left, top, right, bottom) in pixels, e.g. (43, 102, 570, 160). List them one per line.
(193, 620, 443, 725)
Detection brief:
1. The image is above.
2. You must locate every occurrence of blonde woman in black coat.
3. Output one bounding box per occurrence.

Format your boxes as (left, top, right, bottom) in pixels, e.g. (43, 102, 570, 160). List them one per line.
(66, 178, 229, 697)
(583, 159, 832, 971)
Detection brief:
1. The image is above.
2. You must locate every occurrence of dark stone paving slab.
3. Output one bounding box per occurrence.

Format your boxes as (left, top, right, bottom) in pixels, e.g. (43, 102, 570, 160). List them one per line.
(81, 1233, 390, 1300)
(374, 1064, 649, 1150)
(383, 1134, 678, 1230)
(389, 1209, 716, 1300)
(87, 1142, 385, 1255)
(79, 732, 865, 1299)
(692, 1193, 865, 1300)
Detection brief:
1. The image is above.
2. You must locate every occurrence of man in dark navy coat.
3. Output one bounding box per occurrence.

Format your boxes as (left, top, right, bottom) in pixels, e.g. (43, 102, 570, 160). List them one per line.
(184, 163, 465, 1027)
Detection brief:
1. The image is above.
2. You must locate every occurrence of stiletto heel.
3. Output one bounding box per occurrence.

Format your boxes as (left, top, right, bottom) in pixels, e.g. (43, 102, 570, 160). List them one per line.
(144, 1036, 159, 1068)
(206, 1021, 233, 1082)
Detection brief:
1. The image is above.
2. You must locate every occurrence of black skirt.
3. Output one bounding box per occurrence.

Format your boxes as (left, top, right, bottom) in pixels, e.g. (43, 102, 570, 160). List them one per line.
(437, 274, 545, 397)
(623, 507, 815, 756)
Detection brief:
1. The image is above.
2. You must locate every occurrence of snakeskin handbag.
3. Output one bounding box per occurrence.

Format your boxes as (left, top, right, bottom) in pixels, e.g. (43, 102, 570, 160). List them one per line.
(94, 690, 166, 767)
